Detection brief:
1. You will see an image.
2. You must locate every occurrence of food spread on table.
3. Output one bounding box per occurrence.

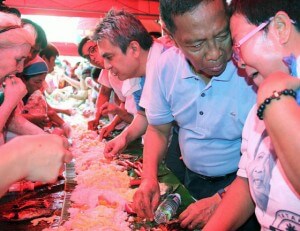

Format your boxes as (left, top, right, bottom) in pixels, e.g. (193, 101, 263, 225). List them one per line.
(0, 112, 192, 230)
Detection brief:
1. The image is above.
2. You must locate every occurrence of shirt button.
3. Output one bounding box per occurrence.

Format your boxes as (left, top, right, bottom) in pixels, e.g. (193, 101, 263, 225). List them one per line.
(199, 111, 204, 115)
(201, 93, 205, 97)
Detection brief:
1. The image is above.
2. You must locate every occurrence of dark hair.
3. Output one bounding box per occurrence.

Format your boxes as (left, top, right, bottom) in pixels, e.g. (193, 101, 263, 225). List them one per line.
(149, 31, 162, 39)
(160, 0, 229, 34)
(39, 43, 59, 60)
(0, 1, 21, 17)
(229, 0, 300, 32)
(22, 18, 47, 49)
(92, 9, 153, 54)
(91, 67, 101, 81)
(77, 36, 90, 58)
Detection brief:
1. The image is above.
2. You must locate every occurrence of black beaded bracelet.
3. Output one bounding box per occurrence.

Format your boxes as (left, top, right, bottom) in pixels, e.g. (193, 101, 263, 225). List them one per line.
(257, 89, 297, 120)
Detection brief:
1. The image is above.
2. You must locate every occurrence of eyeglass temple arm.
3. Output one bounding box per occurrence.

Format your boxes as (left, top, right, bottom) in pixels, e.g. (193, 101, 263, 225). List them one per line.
(238, 17, 273, 46)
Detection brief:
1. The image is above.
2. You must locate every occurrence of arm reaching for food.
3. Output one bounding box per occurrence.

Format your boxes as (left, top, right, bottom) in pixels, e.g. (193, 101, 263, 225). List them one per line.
(0, 134, 72, 197)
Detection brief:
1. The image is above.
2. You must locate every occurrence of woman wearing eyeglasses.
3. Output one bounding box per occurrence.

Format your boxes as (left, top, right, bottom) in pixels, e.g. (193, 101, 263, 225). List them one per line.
(204, 0, 300, 230)
(0, 10, 72, 197)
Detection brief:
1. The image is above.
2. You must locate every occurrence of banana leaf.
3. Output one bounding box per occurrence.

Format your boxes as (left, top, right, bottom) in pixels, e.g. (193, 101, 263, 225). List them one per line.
(121, 137, 196, 212)
(158, 163, 196, 213)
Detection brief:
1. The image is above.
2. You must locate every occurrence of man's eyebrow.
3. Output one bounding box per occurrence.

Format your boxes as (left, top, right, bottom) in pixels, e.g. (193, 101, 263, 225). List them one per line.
(216, 26, 230, 36)
(182, 37, 205, 46)
(184, 25, 230, 44)
(102, 52, 111, 58)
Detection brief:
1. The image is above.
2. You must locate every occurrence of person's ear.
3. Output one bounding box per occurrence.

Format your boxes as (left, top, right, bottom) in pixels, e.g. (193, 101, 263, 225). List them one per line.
(273, 11, 293, 44)
(128, 41, 141, 58)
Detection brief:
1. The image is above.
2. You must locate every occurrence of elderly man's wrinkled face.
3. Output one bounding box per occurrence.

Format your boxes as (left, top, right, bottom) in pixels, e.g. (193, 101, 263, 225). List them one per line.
(171, 0, 232, 79)
(82, 40, 104, 68)
(0, 44, 30, 82)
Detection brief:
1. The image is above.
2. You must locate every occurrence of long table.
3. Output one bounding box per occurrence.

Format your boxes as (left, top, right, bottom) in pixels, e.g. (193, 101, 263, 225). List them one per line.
(0, 133, 194, 230)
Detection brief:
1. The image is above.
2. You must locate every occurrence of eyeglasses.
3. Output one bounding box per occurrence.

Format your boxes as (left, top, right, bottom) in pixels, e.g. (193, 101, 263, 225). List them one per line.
(232, 17, 274, 63)
(83, 45, 98, 61)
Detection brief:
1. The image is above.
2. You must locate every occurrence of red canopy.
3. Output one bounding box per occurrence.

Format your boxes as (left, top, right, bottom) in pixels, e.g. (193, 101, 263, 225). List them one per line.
(5, 0, 161, 56)
(5, 0, 160, 20)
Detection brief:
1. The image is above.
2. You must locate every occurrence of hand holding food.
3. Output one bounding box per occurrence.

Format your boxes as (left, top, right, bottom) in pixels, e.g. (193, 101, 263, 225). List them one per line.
(103, 133, 128, 159)
(87, 118, 99, 130)
(22, 134, 72, 183)
(100, 102, 120, 116)
(132, 177, 161, 220)
(99, 123, 115, 140)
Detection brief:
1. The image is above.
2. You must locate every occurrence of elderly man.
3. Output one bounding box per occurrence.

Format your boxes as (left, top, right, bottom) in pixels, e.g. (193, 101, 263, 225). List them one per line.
(132, 0, 258, 230)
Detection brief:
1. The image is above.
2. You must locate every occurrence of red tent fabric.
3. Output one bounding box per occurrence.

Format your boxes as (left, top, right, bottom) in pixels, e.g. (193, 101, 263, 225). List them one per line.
(5, 0, 161, 56)
(5, 0, 160, 19)
(51, 42, 79, 57)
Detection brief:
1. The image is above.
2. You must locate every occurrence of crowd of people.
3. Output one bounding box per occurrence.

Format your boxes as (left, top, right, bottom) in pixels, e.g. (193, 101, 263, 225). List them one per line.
(0, 0, 299, 230)
(0, 7, 71, 197)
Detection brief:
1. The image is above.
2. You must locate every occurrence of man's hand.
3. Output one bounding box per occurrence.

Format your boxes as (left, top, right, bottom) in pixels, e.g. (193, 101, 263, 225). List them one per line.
(23, 134, 72, 183)
(100, 102, 120, 116)
(3, 76, 27, 107)
(132, 177, 161, 220)
(88, 119, 99, 130)
(179, 193, 221, 230)
(103, 133, 127, 159)
(27, 114, 50, 128)
(99, 123, 115, 140)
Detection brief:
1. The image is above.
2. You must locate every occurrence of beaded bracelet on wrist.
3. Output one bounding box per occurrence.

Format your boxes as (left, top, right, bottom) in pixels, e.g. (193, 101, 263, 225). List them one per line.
(257, 89, 297, 120)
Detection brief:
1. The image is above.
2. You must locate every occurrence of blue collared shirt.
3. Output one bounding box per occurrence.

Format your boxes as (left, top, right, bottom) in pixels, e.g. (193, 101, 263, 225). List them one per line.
(142, 47, 256, 176)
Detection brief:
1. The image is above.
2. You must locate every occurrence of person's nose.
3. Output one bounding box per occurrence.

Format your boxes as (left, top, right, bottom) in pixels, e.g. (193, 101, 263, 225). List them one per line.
(104, 60, 112, 70)
(206, 40, 222, 61)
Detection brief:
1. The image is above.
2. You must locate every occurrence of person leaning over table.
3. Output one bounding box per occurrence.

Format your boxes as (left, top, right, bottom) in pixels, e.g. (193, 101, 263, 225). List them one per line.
(91, 10, 183, 175)
(132, 0, 259, 230)
(91, 9, 155, 157)
(92, 9, 186, 183)
(91, 9, 187, 183)
(0, 10, 72, 197)
(0, 12, 46, 145)
(204, 0, 300, 230)
(4, 15, 51, 142)
(78, 37, 135, 138)
(21, 57, 71, 137)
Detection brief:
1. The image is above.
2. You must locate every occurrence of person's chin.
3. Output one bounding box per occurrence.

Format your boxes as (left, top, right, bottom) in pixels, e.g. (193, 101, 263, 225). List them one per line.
(117, 75, 127, 81)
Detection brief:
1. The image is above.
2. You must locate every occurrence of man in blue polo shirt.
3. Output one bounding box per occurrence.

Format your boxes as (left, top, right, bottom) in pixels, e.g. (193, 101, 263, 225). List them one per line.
(133, 0, 258, 230)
